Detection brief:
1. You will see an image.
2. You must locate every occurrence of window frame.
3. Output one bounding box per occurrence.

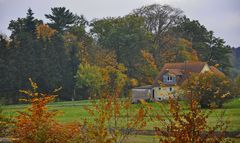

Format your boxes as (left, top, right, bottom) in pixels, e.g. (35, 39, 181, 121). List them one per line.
(167, 75, 173, 82)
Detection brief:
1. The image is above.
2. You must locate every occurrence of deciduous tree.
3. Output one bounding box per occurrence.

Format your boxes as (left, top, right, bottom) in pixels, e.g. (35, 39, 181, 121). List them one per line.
(75, 63, 104, 99)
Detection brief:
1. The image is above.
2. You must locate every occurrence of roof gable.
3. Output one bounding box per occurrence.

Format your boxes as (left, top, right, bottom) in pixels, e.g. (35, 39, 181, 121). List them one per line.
(153, 62, 208, 86)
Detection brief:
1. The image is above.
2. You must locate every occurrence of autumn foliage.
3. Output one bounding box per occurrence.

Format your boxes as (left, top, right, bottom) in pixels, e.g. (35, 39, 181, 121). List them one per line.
(140, 49, 158, 84)
(13, 79, 82, 143)
(154, 96, 230, 143)
(80, 60, 149, 142)
(152, 71, 232, 142)
(11, 78, 151, 143)
(82, 95, 150, 143)
(182, 72, 232, 108)
(36, 24, 56, 40)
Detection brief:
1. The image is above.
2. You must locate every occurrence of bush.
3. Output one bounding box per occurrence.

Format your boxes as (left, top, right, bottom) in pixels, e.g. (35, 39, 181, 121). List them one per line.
(182, 72, 232, 108)
(12, 78, 149, 143)
(82, 94, 150, 143)
(13, 79, 82, 143)
(154, 96, 230, 142)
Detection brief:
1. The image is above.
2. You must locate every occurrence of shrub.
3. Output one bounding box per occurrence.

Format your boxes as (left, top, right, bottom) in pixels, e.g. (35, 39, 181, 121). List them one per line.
(82, 94, 150, 143)
(13, 79, 82, 143)
(154, 96, 230, 143)
(182, 72, 232, 108)
(13, 78, 148, 143)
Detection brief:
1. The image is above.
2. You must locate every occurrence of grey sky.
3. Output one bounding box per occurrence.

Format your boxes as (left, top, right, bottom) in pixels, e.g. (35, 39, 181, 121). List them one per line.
(0, 0, 239, 47)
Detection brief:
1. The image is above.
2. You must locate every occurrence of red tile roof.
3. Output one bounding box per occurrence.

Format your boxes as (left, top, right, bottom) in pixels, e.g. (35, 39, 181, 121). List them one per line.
(166, 69, 183, 75)
(153, 62, 207, 86)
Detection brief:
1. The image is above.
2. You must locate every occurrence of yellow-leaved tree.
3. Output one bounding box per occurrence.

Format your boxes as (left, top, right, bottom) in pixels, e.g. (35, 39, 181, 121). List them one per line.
(36, 24, 56, 40)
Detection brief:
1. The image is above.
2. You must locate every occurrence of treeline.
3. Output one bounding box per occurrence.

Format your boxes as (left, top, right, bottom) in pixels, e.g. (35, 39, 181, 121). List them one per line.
(230, 47, 240, 77)
(0, 4, 233, 103)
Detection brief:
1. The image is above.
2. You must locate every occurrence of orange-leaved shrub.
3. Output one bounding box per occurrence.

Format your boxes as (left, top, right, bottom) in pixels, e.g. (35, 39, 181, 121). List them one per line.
(154, 88, 231, 142)
(13, 79, 82, 143)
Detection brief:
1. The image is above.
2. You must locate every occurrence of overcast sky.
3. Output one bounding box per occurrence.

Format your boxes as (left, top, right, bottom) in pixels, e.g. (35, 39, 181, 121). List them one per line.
(0, 0, 239, 47)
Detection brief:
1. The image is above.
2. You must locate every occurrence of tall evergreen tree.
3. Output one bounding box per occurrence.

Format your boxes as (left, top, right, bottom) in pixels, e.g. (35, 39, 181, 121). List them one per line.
(0, 34, 9, 101)
(45, 7, 77, 32)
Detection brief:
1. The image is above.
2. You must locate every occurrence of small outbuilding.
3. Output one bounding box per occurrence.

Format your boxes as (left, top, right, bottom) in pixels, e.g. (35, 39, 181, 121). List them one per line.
(131, 85, 153, 103)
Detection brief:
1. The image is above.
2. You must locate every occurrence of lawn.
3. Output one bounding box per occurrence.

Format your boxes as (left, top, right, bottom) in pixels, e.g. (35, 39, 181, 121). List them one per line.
(126, 135, 240, 143)
(2, 97, 240, 131)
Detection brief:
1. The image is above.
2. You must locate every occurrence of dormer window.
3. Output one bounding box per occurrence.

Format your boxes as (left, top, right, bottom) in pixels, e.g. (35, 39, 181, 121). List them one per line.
(167, 76, 173, 82)
(163, 74, 175, 83)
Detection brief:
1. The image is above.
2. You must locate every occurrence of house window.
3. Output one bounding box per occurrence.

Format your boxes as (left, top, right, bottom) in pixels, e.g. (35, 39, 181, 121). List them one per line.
(167, 76, 173, 82)
(169, 87, 173, 92)
(159, 87, 161, 90)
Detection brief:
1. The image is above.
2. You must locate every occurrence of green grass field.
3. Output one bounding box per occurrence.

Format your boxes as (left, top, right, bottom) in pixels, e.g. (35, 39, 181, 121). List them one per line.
(126, 135, 240, 143)
(2, 98, 240, 131)
(2, 98, 240, 142)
